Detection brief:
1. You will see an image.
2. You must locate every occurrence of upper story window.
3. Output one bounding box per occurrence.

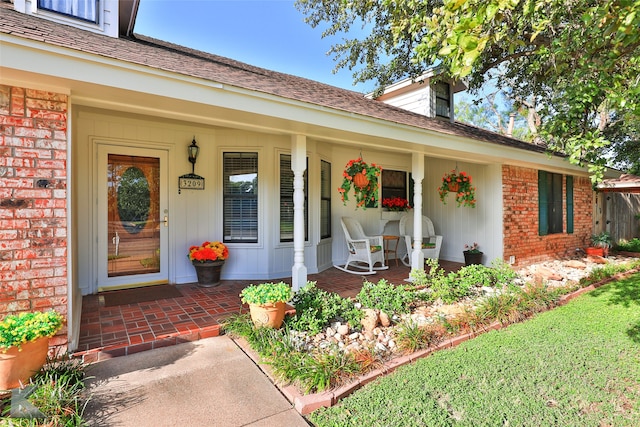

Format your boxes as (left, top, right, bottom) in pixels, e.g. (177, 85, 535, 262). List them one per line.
(38, 0, 99, 23)
(434, 82, 451, 118)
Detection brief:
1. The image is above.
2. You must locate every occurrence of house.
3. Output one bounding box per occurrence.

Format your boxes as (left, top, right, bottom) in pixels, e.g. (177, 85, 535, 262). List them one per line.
(0, 0, 607, 351)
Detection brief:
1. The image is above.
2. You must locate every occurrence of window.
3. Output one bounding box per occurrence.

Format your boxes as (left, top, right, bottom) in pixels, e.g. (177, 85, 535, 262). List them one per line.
(279, 154, 308, 242)
(539, 171, 573, 235)
(38, 0, 99, 23)
(223, 152, 258, 243)
(434, 82, 451, 118)
(381, 169, 409, 202)
(320, 160, 331, 239)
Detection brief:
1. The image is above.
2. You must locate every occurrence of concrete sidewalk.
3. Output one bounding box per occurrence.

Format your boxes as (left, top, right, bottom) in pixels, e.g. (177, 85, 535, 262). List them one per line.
(83, 336, 310, 426)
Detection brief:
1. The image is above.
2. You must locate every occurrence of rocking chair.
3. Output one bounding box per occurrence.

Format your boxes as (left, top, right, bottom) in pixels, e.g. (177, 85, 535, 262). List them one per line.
(399, 211, 443, 267)
(334, 217, 388, 275)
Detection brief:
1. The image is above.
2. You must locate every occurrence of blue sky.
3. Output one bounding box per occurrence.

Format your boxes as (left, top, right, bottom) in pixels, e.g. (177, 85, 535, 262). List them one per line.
(135, 0, 373, 92)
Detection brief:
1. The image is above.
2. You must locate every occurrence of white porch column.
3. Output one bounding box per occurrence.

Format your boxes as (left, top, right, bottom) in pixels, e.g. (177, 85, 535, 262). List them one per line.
(411, 152, 425, 270)
(291, 134, 307, 292)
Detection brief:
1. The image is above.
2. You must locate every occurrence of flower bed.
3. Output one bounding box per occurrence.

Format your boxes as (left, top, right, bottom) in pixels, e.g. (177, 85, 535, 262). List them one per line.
(223, 256, 640, 413)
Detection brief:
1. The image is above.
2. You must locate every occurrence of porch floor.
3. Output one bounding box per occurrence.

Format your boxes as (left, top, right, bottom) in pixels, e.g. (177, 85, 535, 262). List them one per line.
(74, 261, 463, 363)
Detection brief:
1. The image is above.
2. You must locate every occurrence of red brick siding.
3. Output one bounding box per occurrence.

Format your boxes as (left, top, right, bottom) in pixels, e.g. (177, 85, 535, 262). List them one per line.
(0, 85, 68, 348)
(502, 165, 592, 266)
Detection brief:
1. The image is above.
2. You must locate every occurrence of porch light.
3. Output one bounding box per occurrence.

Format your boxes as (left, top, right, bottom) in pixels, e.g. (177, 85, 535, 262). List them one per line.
(188, 137, 199, 174)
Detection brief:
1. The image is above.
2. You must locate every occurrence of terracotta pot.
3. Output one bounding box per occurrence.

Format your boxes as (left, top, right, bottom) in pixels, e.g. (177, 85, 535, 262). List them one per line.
(448, 182, 459, 192)
(352, 173, 370, 189)
(248, 302, 286, 328)
(463, 251, 483, 266)
(0, 336, 49, 390)
(192, 260, 225, 287)
(586, 247, 605, 257)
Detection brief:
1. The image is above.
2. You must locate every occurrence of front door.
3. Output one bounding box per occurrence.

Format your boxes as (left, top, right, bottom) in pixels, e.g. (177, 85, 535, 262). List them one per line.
(97, 144, 169, 291)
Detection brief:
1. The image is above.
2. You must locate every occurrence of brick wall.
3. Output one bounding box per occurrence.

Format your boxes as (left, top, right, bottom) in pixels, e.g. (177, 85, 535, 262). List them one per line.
(0, 85, 68, 348)
(503, 165, 593, 266)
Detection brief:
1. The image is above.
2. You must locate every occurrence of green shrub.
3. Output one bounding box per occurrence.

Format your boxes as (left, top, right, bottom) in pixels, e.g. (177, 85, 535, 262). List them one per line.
(395, 321, 447, 353)
(616, 237, 640, 252)
(269, 348, 361, 393)
(0, 311, 64, 350)
(1, 350, 87, 424)
(239, 281, 292, 305)
(356, 279, 416, 315)
(286, 282, 361, 335)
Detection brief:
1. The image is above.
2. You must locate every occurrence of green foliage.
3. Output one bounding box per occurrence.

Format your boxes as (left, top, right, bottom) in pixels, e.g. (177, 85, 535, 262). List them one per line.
(412, 259, 517, 304)
(0, 311, 64, 351)
(269, 348, 361, 394)
(239, 282, 292, 305)
(339, 157, 382, 209)
(220, 313, 256, 338)
(616, 238, 640, 253)
(286, 282, 362, 335)
(296, 0, 640, 182)
(591, 232, 612, 248)
(310, 274, 640, 426)
(356, 279, 415, 315)
(476, 283, 565, 326)
(1, 350, 87, 425)
(394, 321, 447, 354)
(222, 313, 361, 393)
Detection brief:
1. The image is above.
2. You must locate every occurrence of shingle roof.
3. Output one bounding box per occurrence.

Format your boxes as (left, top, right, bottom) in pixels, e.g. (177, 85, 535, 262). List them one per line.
(0, 2, 546, 154)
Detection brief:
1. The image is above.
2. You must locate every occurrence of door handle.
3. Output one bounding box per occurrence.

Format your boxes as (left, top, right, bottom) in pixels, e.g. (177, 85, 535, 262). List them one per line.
(163, 216, 168, 227)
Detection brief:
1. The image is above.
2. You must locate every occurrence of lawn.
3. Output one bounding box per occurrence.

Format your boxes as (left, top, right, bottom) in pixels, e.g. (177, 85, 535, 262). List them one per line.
(309, 273, 640, 426)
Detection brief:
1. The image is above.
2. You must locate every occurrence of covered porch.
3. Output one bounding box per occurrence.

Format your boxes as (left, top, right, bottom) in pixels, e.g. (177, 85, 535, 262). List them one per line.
(73, 261, 462, 362)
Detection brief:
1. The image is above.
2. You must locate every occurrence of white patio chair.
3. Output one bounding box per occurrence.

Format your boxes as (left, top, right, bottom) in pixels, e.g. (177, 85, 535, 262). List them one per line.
(399, 211, 443, 267)
(333, 217, 388, 275)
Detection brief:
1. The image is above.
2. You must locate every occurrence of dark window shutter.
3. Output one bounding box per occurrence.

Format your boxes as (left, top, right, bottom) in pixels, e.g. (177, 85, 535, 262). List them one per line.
(566, 176, 574, 234)
(538, 170, 549, 236)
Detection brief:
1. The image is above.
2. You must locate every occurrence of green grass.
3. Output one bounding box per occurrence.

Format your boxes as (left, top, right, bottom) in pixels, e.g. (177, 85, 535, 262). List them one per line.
(1, 352, 87, 426)
(309, 273, 640, 427)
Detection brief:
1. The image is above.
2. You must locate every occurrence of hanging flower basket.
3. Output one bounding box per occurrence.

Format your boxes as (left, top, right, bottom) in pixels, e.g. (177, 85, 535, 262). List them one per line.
(438, 170, 476, 208)
(338, 157, 382, 210)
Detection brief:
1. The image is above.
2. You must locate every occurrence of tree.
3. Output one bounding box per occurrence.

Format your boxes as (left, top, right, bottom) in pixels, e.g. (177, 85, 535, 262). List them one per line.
(296, 0, 640, 181)
(455, 90, 532, 141)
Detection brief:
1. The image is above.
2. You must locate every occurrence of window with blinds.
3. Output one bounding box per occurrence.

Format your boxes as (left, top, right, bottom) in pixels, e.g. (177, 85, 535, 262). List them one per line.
(38, 0, 99, 23)
(320, 160, 331, 239)
(279, 154, 308, 242)
(223, 152, 258, 243)
(435, 82, 451, 118)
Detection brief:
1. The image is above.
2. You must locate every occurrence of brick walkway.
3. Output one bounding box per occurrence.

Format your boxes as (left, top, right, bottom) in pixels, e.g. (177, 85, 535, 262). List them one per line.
(74, 261, 462, 363)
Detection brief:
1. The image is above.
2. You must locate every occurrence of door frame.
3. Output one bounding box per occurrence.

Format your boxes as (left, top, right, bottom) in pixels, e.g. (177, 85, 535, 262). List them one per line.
(92, 140, 172, 292)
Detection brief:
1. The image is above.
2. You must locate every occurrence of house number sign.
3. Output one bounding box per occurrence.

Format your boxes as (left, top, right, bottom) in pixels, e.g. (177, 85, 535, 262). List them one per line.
(178, 173, 205, 194)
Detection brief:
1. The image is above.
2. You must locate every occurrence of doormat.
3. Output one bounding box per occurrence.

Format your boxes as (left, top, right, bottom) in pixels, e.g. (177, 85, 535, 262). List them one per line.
(102, 284, 183, 307)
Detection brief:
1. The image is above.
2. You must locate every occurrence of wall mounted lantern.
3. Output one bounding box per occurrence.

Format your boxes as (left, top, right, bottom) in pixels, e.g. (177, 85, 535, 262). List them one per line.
(188, 137, 199, 174)
(179, 137, 204, 194)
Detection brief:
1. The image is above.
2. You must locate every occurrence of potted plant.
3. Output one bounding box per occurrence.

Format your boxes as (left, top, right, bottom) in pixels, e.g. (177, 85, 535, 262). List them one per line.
(338, 157, 382, 210)
(438, 170, 476, 207)
(188, 240, 229, 287)
(240, 282, 293, 328)
(1, 310, 64, 390)
(463, 242, 483, 266)
(382, 197, 411, 212)
(587, 232, 612, 257)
